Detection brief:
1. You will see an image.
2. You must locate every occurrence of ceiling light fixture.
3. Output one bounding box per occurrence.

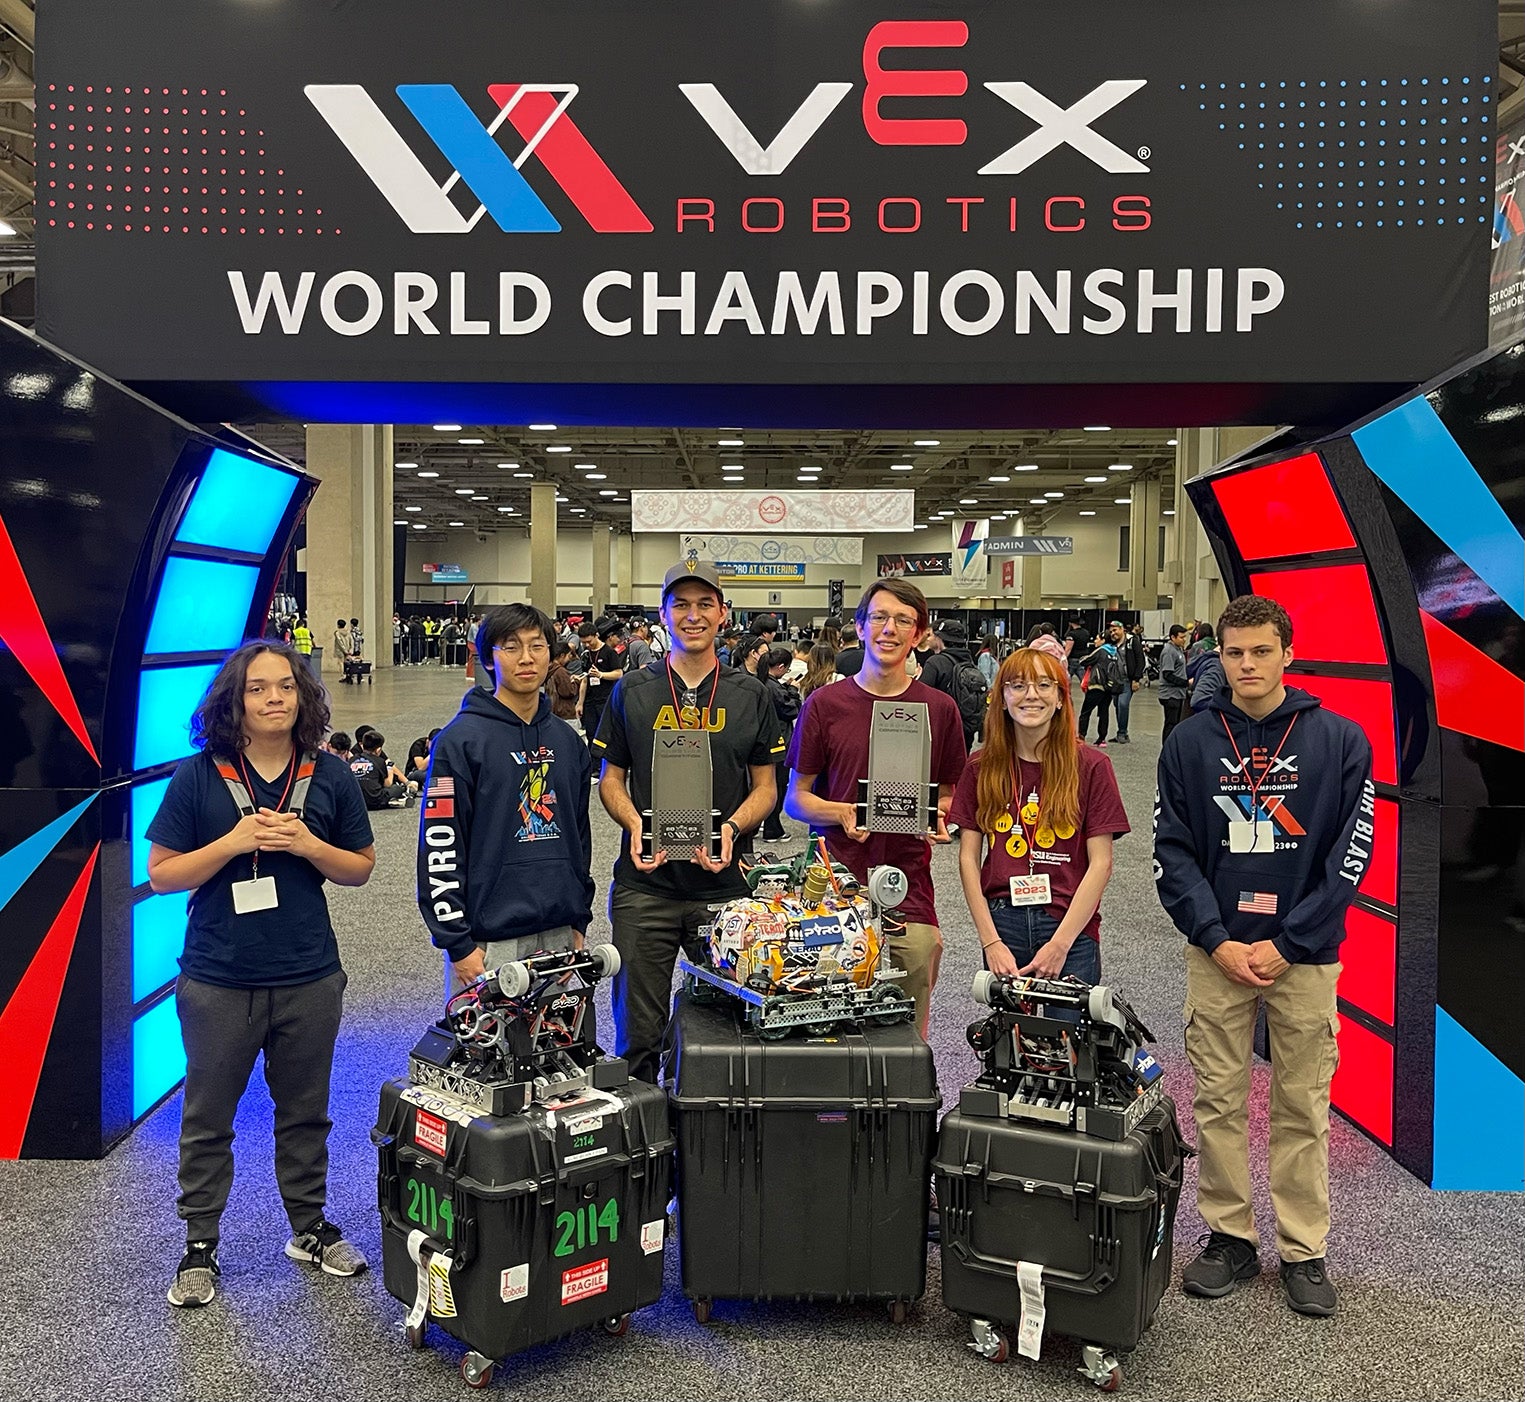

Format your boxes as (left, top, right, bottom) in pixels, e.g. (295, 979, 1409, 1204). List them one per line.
(470, 495, 488, 501)
(1166, 437, 1179, 446)
(959, 497, 978, 505)
(1114, 497, 1132, 505)
(432, 423, 462, 432)
(1013, 463, 1039, 471)
(1079, 510, 1097, 516)
(555, 494, 569, 503)
(575, 462, 598, 470)
(987, 474, 1010, 483)
(547, 445, 572, 453)
(1044, 491, 1064, 498)
(599, 489, 619, 496)
(1083, 425, 1110, 432)
(1029, 497, 1048, 505)
(404, 505, 421, 512)
(393, 518, 407, 525)
(528, 423, 557, 431)
(497, 462, 518, 469)
(718, 438, 745, 447)
(1109, 463, 1133, 472)
(454, 487, 474, 495)
(890, 463, 915, 471)
(721, 463, 744, 470)
(458, 437, 485, 445)
(586, 472, 607, 480)
(448, 520, 465, 527)
(513, 470, 533, 478)
(1164, 509, 1177, 516)
(1084, 475, 1107, 483)
(394, 461, 417, 469)
(417, 470, 440, 478)
(914, 439, 940, 447)
(497, 506, 514, 513)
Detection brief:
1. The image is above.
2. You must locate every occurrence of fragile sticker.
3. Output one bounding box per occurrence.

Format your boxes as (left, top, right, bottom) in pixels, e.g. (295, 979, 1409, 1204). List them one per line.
(560, 1257, 610, 1305)
(640, 1219, 664, 1256)
(500, 1263, 529, 1304)
(414, 1109, 448, 1158)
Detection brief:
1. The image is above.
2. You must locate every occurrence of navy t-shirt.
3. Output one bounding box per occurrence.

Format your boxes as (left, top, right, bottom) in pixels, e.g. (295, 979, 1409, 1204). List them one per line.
(145, 749, 375, 988)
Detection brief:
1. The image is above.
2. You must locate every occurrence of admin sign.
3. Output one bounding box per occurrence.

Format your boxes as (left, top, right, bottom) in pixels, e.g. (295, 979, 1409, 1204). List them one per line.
(37, 0, 1494, 390)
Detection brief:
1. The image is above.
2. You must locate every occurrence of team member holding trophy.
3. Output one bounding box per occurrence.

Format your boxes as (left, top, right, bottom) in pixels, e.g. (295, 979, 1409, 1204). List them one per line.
(784, 579, 967, 1036)
(593, 561, 787, 1082)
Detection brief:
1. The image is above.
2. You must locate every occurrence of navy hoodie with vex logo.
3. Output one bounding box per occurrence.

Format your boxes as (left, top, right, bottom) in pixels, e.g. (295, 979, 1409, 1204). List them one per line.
(416, 689, 594, 963)
(1153, 684, 1375, 965)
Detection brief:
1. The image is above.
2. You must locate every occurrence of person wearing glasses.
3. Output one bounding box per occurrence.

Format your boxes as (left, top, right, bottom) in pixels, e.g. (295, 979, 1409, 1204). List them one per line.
(950, 646, 1129, 987)
(594, 562, 787, 1082)
(416, 604, 595, 993)
(785, 579, 968, 1036)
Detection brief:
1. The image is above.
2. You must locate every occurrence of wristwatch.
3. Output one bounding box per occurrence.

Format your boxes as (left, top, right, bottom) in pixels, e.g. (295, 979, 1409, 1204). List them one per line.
(723, 819, 742, 842)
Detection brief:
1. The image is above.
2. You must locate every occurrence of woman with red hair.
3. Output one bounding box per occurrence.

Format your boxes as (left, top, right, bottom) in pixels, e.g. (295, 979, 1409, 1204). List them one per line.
(949, 647, 1130, 980)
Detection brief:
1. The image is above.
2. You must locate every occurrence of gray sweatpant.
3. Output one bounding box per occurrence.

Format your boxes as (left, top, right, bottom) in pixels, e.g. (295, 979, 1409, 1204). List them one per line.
(174, 970, 347, 1243)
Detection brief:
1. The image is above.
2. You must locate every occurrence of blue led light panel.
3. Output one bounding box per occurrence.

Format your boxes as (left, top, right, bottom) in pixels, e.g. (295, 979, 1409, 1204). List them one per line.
(130, 778, 170, 886)
(132, 891, 188, 1003)
(134, 663, 220, 771)
(132, 995, 186, 1119)
(144, 556, 261, 657)
(175, 447, 301, 556)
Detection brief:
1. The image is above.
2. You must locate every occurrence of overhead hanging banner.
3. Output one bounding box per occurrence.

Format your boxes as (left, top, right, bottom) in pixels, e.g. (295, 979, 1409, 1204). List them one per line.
(984, 535, 1075, 556)
(634, 489, 912, 533)
(680, 533, 862, 566)
(878, 552, 951, 578)
(1490, 112, 1525, 347)
(714, 561, 808, 581)
(951, 518, 989, 594)
(36, 0, 1495, 396)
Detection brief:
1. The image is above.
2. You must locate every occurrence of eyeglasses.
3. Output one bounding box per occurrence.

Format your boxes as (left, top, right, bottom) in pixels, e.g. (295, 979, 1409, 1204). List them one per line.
(1003, 679, 1059, 696)
(865, 610, 921, 633)
(494, 641, 549, 658)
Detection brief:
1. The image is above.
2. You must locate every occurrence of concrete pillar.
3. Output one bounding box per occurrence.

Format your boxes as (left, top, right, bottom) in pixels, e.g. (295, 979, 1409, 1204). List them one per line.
(615, 532, 633, 604)
(591, 524, 612, 616)
(304, 424, 394, 672)
(1020, 523, 1043, 608)
(529, 483, 558, 615)
(1128, 476, 1163, 609)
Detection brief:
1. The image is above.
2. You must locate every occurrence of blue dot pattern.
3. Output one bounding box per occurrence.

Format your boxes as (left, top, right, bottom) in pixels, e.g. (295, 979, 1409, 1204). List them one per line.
(1181, 76, 1496, 232)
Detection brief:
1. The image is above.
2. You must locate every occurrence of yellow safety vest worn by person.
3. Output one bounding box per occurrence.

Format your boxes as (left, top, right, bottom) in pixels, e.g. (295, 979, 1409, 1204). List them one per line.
(293, 625, 313, 655)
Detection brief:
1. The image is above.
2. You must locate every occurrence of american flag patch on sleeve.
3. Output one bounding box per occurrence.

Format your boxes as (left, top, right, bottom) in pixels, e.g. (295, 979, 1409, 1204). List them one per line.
(426, 775, 455, 819)
(1237, 891, 1277, 915)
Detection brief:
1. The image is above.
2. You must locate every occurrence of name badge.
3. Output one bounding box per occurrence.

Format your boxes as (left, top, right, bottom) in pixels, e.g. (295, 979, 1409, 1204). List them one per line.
(1008, 873, 1052, 907)
(1228, 820, 1277, 854)
(232, 876, 279, 914)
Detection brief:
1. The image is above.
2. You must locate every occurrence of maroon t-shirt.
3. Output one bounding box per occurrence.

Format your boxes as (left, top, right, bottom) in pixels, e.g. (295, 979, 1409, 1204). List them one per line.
(948, 744, 1131, 942)
(786, 677, 968, 926)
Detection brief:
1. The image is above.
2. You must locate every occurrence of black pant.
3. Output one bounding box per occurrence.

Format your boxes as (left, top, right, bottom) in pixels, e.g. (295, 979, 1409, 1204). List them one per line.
(1078, 688, 1112, 741)
(608, 884, 714, 1084)
(761, 759, 788, 839)
(1160, 696, 1189, 745)
(174, 970, 346, 1242)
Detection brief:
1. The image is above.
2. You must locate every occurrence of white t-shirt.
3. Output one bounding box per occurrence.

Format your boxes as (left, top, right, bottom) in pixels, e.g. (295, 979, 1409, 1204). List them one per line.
(786, 657, 808, 684)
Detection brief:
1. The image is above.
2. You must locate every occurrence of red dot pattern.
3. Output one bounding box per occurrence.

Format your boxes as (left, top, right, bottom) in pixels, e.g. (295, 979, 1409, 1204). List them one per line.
(40, 84, 339, 235)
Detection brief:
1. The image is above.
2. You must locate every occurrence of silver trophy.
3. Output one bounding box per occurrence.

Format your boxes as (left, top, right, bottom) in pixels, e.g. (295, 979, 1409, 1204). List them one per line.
(858, 699, 938, 835)
(645, 729, 722, 860)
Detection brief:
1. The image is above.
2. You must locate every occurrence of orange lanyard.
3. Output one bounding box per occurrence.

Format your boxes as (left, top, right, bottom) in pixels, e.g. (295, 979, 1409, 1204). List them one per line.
(1219, 712, 1298, 820)
(665, 660, 719, 729)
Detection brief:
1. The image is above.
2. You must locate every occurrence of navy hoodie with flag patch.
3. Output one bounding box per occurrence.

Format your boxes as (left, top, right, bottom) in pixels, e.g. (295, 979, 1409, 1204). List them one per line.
(416, 689, 594, 963)
(1153, 684, 1375, 965)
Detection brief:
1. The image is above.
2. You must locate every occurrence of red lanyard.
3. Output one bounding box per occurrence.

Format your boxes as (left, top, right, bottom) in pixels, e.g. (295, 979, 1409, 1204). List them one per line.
(1219, 712, 1298, 819)
(665, 660, 719, 729)
(1010, 757, 1042, 874)
(237, 748, 297, 879)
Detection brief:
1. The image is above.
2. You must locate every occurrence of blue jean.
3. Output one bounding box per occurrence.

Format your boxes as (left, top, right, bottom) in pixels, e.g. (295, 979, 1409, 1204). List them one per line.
(987, 900, 1101, 983)
(1113, 683, 1133, 737)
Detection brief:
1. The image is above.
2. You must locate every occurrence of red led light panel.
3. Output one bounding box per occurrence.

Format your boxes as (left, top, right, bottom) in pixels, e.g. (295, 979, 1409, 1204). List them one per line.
(1247, 565, 1388, 666)
(1288, 673, 1399, 787)
(1339, 905, 1397, 1026)
(1331, 1015, 1394, 1145)
(1211, 453, 1357, 561)
(1358, 797, 1400, 909)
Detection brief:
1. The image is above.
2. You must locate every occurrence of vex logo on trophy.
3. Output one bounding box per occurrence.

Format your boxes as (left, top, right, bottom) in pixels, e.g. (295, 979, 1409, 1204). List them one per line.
(859, 700, 939, 835)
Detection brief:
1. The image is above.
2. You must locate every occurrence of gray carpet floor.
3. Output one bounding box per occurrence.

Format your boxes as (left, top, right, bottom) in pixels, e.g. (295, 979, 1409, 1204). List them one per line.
(2, 665, 1519, 1400)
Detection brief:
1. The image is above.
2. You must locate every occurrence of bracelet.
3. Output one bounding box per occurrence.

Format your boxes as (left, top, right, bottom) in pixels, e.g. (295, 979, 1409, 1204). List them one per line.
(723, 818, 742, 840)
(980, 939, 1000, 951)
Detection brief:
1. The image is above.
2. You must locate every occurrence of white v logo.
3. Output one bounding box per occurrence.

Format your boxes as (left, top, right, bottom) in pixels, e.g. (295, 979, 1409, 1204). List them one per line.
(680, 82, 854, 175)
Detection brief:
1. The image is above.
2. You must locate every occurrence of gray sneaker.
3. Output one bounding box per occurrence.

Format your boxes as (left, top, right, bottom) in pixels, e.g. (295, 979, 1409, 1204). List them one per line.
(1181, 1231, 1259, 1297)
(285, 1220, 368, 1277)
(1281, 1257, 1337, 1316)
(167, 1240, 220, 1307)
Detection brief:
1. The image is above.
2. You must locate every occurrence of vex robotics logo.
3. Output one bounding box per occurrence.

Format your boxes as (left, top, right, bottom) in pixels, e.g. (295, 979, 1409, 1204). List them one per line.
(307, 21, 1149, 237)
(306, 83, 653, 233)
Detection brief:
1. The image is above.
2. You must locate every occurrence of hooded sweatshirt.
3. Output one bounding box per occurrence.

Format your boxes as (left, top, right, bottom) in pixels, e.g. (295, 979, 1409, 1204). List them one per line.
(1154, 685, 1375, 965)
(417, 689, 594, 962)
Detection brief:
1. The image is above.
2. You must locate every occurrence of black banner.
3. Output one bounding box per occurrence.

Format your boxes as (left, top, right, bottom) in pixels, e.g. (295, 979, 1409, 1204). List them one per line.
(1490, 111, 1525, 346)
(879, 552, 952, 578)
(36, 0, 1494, 397)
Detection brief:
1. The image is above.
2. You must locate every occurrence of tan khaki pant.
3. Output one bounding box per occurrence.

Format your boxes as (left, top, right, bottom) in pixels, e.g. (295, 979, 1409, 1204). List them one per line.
(1183, 945, 1341, 1262)
(890, 921, 943, 1039)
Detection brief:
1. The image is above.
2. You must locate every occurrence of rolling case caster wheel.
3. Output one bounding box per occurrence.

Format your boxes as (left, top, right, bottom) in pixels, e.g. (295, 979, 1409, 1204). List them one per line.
(460, 1352, 495, 1389)
(692, 1297, 713, 1324)
(968, 1318, 1009, 1363)
(404, 1320, 427, 1350)
(887, 1299, 909, 1325)
(600, 1314, 631, 1337)
(1080, 1345, 1122, 1391)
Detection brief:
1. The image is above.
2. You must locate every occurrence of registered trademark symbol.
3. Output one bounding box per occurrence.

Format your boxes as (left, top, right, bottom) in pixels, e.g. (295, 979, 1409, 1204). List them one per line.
(1137, 145, 1151, 159)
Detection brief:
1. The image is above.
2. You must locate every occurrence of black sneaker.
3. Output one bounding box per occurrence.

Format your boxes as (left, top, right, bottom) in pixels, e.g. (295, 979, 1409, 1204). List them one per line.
(1181, 1231, 1259, 1297)
(1280, 1258, 1337, 1316)
(167, 1240, 221, 1307)
(285, 1219, 368, 1277)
